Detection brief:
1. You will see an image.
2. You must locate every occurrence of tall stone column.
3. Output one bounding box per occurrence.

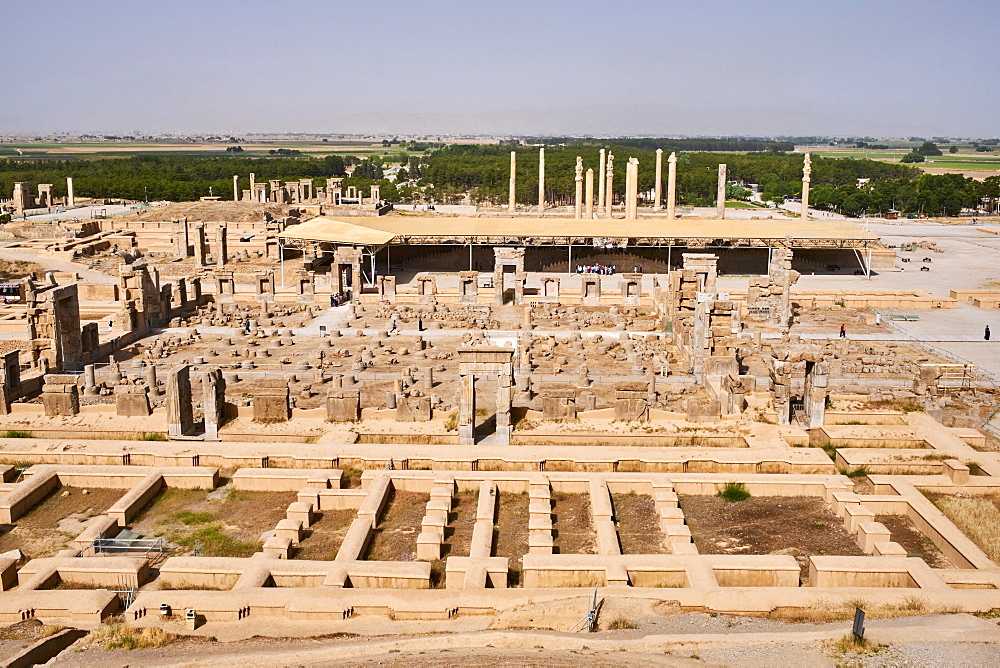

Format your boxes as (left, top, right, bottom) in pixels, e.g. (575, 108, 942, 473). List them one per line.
(628, 157, 639, 219)
(232, 175, 239, 202)
(66, 177, 75, 207)
(624, 158, 634, 219)
(574, 156, 584, 219)
(597, 148, 606, 210)
(716, 163, 727, 219)
(537, 147, 545, 212)
(605, 154, 614, 218)
(458, 373, 475, 445)
(653, 148, 663, 211)
(508, 150, 517, 212)
(249, 172, 255, 202)
(166, 364, 193, 437)
(585, 168, 594, 219)
(216, 224, 228, 265)
(667, 152, 677, 220)
(801, 153, 812, 219)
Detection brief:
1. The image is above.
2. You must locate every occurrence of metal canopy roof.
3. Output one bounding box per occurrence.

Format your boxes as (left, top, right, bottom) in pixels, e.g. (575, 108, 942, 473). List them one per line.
(278, 215, 879, 248)
(276, 216, 396, 246)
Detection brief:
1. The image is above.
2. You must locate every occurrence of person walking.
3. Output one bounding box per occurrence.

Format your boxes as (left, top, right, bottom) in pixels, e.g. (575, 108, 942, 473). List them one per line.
(986, 325, 991, 341)
(390, 319, 398, 334)
(839, 324, 846, 338)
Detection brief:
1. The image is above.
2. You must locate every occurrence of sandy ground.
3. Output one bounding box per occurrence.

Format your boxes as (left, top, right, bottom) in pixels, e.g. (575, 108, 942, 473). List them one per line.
(41, 612, 1000, 667)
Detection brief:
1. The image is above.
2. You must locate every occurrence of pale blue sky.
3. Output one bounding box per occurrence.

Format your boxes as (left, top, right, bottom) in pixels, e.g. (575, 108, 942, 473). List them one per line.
(2, 0, 996, 136)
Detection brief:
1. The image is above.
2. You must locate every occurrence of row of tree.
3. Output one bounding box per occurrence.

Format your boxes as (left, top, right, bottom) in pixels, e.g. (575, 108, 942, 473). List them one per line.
(0, 155, 353, 203)
(2, 145, 997, 217)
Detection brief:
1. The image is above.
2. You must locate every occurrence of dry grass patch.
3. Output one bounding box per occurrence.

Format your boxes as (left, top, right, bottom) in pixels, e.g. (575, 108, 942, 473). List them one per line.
(926, 494, 1000, 563)
(766, 595, 957, 623)
(0, 259, 43, 282)
(824, 632, 889, 662)
(551, 492, 596, 555)
(85, 622, 175, 650)
(612, 492, 669, 554)
(365, 489, 428, 562)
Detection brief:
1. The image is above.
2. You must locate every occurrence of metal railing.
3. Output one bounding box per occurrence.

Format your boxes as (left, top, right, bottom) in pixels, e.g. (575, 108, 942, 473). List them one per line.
(873, 308, 1000, 436)
(84, 536, 164, 558)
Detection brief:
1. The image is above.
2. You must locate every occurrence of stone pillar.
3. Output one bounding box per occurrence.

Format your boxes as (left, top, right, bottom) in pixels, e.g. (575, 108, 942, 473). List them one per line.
(581, 275, 601, 306)
(604, 154, 614, 218)
(624, 157, 634, 219)
(66, 177, 75, 207)
(166, 364, 193, 437)
(508, 150, 516, 211)
(172, 218, 189, 257)
(11, 183, 29, 213)
(495, 370, 512, 445)
(193, 224, 207, 266)
(769, 248, 797, 331)
(626, 157, 639, 219)
(803, 360, 828, 429)
(378, 275, 396, 304)
(458, 271, 478, 304)
(585, 168, 594, 220)
(621, 272, 642, 306)
(598, 148, 606, 210)
(203, 368, 226, 440)
(653, 148, 663, 211)
(84, 364, 97, 396)
(772, 360, 791, 426)
(145, 364, 159, 396)
(537, 147, 545, 212)
(574, 156, 583, 219)
(801, 152, 812, 219)
(232, 175, 239, 202)
(716, 163, 727, 219)
(216, 224, 228, 265)
(667, 152, 677, 220)
(458, 373, 475, 445)
(249, 172, 255, 198)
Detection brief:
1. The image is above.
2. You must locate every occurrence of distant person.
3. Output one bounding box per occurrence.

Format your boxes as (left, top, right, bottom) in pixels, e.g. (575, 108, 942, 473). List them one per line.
(417, 317, 423, 332)
(390, 319, 397, 334)
(839, 324, 846, 338)
(986, 325, 991, 341)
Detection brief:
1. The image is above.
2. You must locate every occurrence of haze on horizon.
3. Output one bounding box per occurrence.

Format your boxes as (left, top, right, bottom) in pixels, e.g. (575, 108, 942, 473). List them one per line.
(1, 0, 996, 138)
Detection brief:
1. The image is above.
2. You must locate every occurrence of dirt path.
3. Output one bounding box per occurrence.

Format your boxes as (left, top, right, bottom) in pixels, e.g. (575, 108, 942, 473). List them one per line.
(41, 613, 1000, 667)
(0, 248, 118, 284)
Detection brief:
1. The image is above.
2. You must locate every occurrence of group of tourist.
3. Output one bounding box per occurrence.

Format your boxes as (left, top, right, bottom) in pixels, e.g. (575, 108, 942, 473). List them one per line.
(576, 264, 616, 275)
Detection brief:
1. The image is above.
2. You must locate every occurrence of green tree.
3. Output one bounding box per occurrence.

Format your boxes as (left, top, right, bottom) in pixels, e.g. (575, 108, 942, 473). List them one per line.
(949, 146, 958, 154)
(917, 141, 942, 156)
(901, 152, 925, 163)
(725, 183, 751, 200)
